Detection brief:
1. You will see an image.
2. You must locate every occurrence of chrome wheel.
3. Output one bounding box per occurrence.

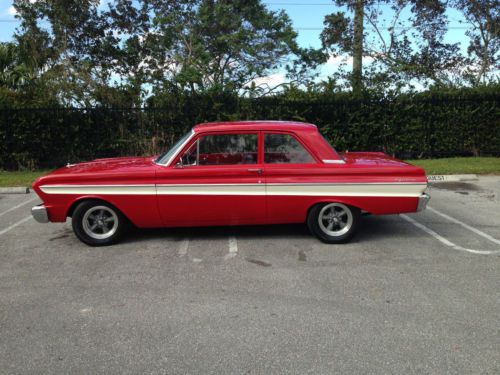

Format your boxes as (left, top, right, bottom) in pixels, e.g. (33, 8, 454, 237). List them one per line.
(82, 205, 119, 240)
(318, 203, 353, 237)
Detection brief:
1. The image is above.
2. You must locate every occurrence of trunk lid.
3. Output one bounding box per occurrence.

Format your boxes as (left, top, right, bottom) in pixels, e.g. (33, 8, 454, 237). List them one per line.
(338, 152, 427, 179)
(339, 152, 414, 168)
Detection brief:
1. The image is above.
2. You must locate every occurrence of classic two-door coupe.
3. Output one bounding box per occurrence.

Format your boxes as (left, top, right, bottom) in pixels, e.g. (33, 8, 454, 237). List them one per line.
(32, 121, 430, 246)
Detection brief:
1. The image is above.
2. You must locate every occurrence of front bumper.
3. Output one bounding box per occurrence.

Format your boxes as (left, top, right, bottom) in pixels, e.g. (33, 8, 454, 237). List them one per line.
(31, 204, 49, 223)
(416, 192, 431, 212)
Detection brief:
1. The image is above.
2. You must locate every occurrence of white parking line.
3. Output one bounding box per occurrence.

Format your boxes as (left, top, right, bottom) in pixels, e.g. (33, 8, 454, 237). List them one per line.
(0, 215, 33, 236)
(178, 238, 189, 257)
(224, 236, 238, 260)
(401, 214, 500, 255)
(427, 206, 500, 246)
(0, 197, 37, 218)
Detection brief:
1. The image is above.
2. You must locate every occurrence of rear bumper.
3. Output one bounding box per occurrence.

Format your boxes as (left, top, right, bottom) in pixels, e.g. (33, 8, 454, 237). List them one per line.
(416, 193, 431, 212)
(31, 204, 49, 223)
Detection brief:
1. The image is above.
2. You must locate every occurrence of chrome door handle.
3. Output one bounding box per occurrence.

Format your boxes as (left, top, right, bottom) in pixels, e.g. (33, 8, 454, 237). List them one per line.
(247, 168, 263, 175)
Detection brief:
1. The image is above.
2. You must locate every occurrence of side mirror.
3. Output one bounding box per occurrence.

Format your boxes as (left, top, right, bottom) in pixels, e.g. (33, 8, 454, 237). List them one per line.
(175, 160, 183, 168)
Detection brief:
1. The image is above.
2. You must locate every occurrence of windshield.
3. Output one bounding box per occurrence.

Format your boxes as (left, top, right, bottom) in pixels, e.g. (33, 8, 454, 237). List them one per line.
(155, 130, 193, 165)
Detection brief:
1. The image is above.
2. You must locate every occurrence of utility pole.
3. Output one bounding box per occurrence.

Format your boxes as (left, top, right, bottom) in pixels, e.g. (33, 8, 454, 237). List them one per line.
(352, 0, 364, 95)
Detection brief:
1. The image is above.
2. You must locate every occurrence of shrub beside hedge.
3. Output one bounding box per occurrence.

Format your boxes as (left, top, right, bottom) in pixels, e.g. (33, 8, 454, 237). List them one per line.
(0, 87, 499, 169)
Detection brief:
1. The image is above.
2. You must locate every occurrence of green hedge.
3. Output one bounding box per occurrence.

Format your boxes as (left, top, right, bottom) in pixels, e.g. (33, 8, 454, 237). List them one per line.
(0, 88, 499, 169)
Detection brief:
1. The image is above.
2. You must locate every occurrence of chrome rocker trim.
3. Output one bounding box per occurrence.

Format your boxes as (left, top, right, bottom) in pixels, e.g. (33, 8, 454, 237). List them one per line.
(416, 192, 431, 212)
(31, 204, 49, 223)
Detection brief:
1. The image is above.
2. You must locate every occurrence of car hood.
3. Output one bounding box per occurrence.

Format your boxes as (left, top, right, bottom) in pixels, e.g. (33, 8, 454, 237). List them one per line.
(33, 156, 156, 186)
(57, 156, 155, 174)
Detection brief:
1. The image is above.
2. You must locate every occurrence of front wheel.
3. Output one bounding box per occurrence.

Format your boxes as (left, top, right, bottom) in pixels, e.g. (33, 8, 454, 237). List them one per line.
(72, 200, 127, 246)
(307, 202, 361, 244)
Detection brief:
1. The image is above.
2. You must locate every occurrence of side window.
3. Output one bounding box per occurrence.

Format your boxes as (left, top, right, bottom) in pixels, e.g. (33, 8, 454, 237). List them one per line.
(179, 141, 198, 166)
(179, 133, 258, 166)
(264, 133, 315, 164)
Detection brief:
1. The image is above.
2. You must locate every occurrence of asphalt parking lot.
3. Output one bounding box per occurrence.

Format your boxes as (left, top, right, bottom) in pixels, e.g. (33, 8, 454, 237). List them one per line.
(1, 177, 499, 374)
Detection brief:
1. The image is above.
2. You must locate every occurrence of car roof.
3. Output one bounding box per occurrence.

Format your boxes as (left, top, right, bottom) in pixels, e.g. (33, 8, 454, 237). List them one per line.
(193, 120, 317, 133)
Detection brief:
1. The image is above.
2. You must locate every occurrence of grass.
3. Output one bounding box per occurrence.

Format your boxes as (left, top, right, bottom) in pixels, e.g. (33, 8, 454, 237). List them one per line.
(0, 157, 499, 187)
(0, 170, 52, 187)
(406, 157, 500, 175)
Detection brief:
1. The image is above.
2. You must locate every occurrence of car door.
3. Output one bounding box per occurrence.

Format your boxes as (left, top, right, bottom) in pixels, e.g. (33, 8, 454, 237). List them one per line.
(155, 131, 266, 226)
(263, 131, 321, 224)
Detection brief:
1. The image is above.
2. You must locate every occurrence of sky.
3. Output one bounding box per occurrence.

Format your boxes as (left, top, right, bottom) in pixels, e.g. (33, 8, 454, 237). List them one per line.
(0, 0, 472, 84)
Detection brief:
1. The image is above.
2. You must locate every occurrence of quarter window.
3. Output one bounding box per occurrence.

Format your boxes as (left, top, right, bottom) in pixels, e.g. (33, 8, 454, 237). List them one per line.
(264, 133, 315, 164)
(179, 133, 258, 166)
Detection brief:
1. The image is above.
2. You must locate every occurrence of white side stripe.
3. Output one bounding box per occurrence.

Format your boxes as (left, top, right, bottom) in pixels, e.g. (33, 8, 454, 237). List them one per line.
(40, 185, 156, 195)
(266, 184, 424, 197)
(40, 183, 426, 197)
(157, 184, 265, 196)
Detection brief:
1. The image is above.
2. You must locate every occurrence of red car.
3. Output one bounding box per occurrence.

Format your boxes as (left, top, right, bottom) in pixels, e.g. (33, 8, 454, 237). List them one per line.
(32, 121, 430, 246)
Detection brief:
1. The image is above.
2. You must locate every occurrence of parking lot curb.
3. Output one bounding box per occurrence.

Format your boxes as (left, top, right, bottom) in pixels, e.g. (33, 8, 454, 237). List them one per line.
(0, 187, 30, 194)
(427, 174, 478, 183)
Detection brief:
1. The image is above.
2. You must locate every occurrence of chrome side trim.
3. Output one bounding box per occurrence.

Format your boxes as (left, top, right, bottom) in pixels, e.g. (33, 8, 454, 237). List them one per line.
(42, 184, 154, 187)
(265, 183, 426, 197)
(323, 159, 346, 164)
(157, 184, 265, 196)
(39, 182, 428, 197)
(416, 192, 431, 211)
(40, 185, 156, 195)
(155, 183, 426, 197)
(156, 182, 427, 186)
(41, 182, 426, 189)
(31, 204, 49, 223)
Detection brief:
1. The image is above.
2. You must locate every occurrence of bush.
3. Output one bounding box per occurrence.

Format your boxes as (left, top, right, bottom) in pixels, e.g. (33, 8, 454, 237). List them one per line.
(0, 86, 499, 169)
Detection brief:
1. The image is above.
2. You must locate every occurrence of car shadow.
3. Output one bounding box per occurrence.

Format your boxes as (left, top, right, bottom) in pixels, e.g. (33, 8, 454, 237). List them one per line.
(124, 214, 417, 245)
(125, 223, 311, 244)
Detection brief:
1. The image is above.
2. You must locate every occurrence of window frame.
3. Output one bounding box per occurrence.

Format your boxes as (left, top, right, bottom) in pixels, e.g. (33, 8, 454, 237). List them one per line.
(171, 130, 261, 168)
(262, 131, 320, 165)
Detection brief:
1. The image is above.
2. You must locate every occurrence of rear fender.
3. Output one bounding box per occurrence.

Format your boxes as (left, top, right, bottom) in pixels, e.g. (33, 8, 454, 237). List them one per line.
(306, 196, 419, 216)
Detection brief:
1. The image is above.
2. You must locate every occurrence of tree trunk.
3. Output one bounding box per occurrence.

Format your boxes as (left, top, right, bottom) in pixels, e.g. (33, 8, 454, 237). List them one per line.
(352, 0, 364, 96)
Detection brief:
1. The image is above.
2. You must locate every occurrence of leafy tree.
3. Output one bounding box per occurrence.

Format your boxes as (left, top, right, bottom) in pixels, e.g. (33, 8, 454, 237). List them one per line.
(13, 0, 113, 106)
(0, 42, 34, 90)
(96, 0, 155, 105)
(320, 0, 464, 92)
(144, 0, 300, 94)
(0, 41, 59, 108)
(97, 0, 302, 97)
(12, 0, 305, 103)
(452, 0, 499, 85)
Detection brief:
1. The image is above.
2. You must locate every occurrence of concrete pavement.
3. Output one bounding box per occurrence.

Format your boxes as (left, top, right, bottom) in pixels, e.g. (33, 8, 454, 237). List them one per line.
(0, 177, 499, 374)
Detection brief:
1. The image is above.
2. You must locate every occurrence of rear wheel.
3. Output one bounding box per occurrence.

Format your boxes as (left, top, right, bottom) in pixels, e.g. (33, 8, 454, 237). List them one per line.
(307, 202, 360, 244)
(72, 200, 127, 246)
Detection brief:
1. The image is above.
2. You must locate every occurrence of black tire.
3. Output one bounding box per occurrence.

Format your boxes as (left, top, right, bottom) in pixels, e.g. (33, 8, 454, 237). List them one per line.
(307, 202, 361, 244)
(71, 200, 127, 246)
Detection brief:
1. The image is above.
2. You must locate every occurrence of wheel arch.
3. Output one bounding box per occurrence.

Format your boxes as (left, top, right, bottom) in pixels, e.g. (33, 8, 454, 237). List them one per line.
(305, 198, 365, 220)
(66, 196, 132, 224)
